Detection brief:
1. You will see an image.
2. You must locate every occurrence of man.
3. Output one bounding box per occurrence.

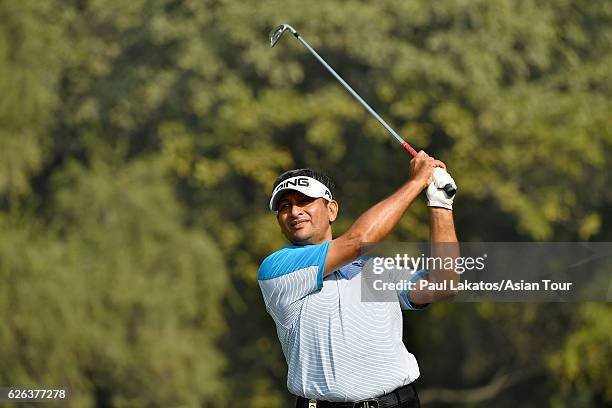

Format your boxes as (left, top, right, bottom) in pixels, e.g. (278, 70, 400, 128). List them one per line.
(258, 151, 459, 408)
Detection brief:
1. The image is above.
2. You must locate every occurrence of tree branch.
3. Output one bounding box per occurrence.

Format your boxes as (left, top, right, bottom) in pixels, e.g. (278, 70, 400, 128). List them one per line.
(419, 366, 543, 405)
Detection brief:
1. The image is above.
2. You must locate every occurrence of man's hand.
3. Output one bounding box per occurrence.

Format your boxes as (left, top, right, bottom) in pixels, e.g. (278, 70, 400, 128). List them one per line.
(409, 151, 446, 190)
(427, 167, 457, 210)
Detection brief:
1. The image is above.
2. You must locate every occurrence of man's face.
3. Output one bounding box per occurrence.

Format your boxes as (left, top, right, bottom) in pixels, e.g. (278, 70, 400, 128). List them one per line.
(276, 191, 338, 245)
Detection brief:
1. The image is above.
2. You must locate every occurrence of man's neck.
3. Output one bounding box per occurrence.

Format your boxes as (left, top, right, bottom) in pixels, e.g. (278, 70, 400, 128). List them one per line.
(290, 231, 333, 246)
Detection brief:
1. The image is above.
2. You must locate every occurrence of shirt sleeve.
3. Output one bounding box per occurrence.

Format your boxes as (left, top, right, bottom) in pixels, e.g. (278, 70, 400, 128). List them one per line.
(397, 270, 430, 311)
(258, 241, 331, 328)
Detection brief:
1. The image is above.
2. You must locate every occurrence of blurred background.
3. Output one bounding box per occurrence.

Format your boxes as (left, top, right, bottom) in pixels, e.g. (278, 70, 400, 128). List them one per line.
(0, 0, 611, 407)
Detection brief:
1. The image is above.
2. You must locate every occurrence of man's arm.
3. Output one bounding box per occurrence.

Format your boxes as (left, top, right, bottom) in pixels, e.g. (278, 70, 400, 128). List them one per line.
(408, 208, 460, 304)
(324, 151, 443, 275)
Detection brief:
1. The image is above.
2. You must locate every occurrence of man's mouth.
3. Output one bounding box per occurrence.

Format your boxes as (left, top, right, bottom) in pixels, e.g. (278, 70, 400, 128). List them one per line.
(290, 219, 309, 229)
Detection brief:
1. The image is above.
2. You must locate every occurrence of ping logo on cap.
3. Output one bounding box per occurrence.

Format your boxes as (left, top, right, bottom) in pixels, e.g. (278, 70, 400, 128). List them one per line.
(273, 177, 311, 193)
(269, 176, 333, 211)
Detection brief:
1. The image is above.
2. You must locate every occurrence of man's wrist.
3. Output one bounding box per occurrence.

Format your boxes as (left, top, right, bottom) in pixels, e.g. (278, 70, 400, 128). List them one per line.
(429, 207, 453, 216)
(406, 178, 427, 193)
(428, 203, 453, 210)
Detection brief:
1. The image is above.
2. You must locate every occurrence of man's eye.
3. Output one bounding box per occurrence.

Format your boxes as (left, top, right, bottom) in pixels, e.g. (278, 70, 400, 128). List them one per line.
(279, 203, 290, 210)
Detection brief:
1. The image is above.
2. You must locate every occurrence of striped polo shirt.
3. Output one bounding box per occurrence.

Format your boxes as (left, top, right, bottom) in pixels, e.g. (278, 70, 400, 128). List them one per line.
(258, 240, 428, 402)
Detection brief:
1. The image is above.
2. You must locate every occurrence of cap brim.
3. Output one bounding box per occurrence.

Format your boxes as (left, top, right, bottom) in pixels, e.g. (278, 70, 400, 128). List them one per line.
(269, 186, 317, 212)
(269, 176, 333, 212)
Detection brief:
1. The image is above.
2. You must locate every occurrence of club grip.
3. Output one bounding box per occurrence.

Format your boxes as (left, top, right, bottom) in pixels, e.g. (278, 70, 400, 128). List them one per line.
(443, 183, 456, 197)
(401, 142, 418, 157)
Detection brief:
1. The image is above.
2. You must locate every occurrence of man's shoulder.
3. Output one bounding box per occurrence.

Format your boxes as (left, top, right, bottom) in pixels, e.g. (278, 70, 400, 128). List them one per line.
(258, 245, 298, 281)
(258, 242, 330, 281)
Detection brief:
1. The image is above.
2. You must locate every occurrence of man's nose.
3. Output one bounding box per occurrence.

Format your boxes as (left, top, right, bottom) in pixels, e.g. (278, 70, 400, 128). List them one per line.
(290, 203, 305, 217)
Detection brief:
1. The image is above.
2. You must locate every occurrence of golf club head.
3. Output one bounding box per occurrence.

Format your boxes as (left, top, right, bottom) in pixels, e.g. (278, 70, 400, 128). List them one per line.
(269, 23, 297, 47)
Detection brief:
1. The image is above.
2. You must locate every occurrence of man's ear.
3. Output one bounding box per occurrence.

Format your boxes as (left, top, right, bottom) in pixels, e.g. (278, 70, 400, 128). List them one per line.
(327, 200, 338, 223)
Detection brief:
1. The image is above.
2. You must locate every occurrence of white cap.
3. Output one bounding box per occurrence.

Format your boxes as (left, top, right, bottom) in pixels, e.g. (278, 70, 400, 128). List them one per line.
(269, 176, 333, 211)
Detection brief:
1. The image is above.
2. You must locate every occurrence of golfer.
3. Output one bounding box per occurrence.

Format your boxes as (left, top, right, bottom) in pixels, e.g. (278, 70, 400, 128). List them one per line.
(258, 151, 459, 408)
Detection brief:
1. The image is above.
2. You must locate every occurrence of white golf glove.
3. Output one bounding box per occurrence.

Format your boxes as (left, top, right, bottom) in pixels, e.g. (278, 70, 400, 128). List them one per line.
(427, 167, 457, 210)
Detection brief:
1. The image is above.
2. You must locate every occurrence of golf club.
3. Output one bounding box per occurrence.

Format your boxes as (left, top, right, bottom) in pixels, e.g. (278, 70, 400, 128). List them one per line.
(269, 23, 456, 197)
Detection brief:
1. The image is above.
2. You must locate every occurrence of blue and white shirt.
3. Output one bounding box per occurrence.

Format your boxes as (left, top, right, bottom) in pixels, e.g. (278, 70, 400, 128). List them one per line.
(258, 241, 428, 402)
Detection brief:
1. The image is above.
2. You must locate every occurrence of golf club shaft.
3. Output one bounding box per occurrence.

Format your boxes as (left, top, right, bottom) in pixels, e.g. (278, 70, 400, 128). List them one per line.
(275, 25, 455, 197)
(295, 34, 418, 157)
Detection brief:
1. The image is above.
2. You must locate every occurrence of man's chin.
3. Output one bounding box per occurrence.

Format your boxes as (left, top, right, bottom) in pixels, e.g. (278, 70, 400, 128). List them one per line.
(285, 231, 313, 246)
